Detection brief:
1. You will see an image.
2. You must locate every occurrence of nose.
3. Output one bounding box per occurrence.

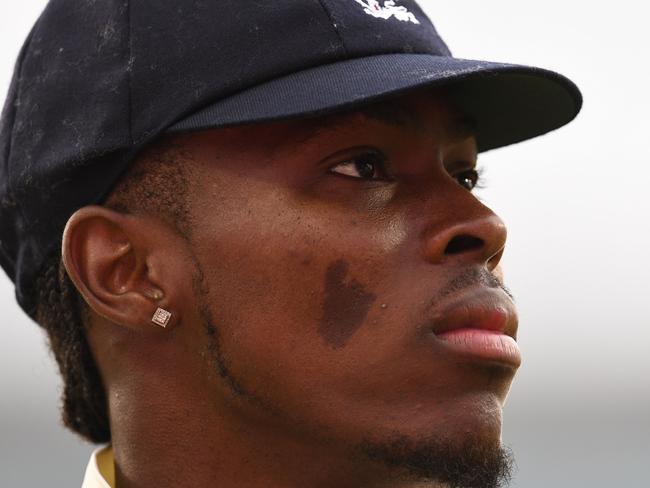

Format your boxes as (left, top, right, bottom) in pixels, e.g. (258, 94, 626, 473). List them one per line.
(421, 212, 507, 271)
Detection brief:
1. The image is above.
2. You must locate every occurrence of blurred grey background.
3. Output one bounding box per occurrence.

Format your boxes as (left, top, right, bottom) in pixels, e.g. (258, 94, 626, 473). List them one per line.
(1, 1, 648, 486)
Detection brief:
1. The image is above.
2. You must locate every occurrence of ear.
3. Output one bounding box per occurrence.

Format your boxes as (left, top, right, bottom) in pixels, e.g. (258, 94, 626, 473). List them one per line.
(61, 205, 185, 331)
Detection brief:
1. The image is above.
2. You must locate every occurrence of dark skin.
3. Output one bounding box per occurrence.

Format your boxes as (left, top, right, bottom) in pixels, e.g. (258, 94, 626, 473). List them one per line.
(62, 89, 518, 488)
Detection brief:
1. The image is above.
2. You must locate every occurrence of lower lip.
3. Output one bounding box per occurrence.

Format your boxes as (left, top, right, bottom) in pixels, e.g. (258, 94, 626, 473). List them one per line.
(435, 328, 521, 366)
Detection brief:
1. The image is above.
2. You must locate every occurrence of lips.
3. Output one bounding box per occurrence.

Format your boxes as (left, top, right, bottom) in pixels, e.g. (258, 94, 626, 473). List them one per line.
(429, 287, 521, 367)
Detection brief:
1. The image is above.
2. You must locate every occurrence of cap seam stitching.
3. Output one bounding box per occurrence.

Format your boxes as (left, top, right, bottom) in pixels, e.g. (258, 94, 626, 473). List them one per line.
(314, 0, 349, 57)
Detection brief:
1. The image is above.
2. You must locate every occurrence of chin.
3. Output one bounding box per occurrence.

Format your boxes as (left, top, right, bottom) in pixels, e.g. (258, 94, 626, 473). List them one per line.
(352, 390, 511, 485)
(359, 405, 512, 488)
(384, 389, 507, 447)
(448, 390, 506, 445)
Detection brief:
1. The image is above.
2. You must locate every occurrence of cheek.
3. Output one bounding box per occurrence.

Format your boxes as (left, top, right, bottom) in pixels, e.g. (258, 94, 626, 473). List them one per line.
(194, 195, 376, 362)
(190, 182, 404, 395)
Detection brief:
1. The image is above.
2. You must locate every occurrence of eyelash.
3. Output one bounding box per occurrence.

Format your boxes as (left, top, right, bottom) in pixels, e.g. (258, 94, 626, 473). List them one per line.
(328, 151, 393, 182)
(328, 151, 484, 191)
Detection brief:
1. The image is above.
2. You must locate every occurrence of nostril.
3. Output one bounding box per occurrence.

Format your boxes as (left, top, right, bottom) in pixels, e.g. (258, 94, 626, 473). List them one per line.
(444, 235, 484, 255)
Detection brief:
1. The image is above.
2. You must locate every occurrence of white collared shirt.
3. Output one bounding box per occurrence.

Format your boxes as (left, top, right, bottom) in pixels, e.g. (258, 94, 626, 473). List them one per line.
(81, 445, 115, 488)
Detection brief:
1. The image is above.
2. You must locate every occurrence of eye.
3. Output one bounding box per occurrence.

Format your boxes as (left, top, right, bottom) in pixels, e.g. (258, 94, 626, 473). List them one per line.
(328, 151, 392, 181)
(455, 168, 481, 191)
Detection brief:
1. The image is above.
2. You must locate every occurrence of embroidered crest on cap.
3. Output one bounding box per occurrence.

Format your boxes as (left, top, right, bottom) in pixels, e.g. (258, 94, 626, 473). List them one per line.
(354, 0, 420, 24)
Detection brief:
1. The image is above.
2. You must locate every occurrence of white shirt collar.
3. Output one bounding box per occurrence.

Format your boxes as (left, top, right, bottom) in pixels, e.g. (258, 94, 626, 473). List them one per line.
(81, 445, 114, 488)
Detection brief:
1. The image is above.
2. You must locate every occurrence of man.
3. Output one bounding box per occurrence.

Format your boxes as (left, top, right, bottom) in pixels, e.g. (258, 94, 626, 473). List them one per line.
(0, 1, 581, 487)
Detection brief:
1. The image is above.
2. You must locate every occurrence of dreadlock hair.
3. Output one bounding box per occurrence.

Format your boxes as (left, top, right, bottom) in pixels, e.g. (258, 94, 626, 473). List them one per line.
(35, 252, 109, 442)
(33, 137, 194, 443)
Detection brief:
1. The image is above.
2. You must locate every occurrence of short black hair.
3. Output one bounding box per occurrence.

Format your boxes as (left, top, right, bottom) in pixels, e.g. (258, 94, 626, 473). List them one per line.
(33, 138, 193, 443)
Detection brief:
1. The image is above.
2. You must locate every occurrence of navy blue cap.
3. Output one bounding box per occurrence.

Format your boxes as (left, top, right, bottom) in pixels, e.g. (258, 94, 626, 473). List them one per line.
(0, 0, 582, 316)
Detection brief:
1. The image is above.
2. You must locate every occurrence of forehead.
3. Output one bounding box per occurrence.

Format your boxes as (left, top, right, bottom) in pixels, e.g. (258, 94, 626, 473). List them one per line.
(293, 87, 477, 145)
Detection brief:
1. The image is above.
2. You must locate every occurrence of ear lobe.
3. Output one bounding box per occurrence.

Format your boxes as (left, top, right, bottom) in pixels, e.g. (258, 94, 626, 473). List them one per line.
(62, 206, 171, 330)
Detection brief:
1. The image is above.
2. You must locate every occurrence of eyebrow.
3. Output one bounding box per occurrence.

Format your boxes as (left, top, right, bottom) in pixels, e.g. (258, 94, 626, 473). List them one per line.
(294, 101, 477, 146)
(360, 103, 478, 139)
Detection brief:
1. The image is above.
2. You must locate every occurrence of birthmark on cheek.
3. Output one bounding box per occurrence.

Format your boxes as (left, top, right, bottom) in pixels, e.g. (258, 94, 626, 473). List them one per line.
(319, 259, 377, 349)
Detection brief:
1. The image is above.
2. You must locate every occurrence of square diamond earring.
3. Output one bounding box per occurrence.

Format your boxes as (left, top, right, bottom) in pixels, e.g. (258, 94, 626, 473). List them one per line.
(151, 307, 172, 328)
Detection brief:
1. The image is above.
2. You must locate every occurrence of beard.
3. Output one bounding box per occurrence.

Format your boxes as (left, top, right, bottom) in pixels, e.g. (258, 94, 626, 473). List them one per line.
(359, 433, 514, 488)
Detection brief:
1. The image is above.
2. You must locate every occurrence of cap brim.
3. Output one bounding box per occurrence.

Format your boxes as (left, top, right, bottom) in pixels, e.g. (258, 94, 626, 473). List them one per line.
(167, 53, 582, 152)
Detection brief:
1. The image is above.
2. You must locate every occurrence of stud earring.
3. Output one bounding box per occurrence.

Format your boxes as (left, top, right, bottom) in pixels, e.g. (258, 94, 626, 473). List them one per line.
(151, 307, 172, 328)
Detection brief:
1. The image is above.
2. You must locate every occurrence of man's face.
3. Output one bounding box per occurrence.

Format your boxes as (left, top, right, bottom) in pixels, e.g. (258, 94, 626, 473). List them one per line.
(172, 88, 518, 478)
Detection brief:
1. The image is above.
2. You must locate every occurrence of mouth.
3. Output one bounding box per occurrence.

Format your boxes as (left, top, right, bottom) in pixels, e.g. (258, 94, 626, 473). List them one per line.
(428, 287, 521, 367)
